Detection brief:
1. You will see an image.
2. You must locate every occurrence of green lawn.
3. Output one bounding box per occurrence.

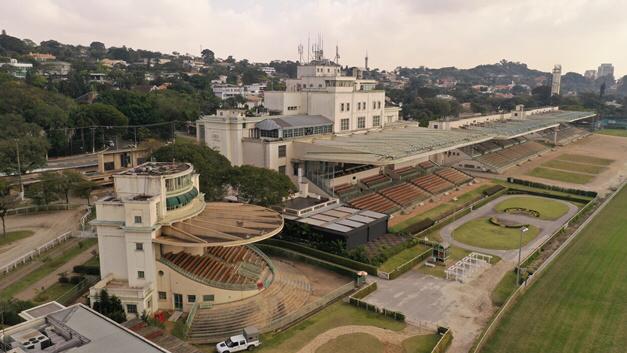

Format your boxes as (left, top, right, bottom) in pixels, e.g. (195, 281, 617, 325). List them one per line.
(527, 167, 594, 184)
(0, 230, 35, 247)
(379, 243, 430, 272)
(490, 271, 518, 307)
(390, 183, 494, 233)
(481, 186, 627, 353)
(595, 128, 627, 137)
(494, 196, 571, 220)
(491, 180, 593, 203)
(452, 218, 540, 250)
(542, 160, 607, 175)
(316, 333, 383, 353)
(402, 334, 442, 353)
(0, 239, 97, 300)
(555, 153, 614, 166)
(257, 302, 406, 353)
(33, 282, 75, 304)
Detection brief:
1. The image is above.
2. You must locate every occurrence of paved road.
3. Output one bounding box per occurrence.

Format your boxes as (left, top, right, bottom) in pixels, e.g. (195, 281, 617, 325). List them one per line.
(439, 194, 579, 261)
(0, 207, 84, 268)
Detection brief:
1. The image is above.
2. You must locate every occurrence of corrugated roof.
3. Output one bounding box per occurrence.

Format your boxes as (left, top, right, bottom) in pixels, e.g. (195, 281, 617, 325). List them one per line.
(256, 115, 333, 130)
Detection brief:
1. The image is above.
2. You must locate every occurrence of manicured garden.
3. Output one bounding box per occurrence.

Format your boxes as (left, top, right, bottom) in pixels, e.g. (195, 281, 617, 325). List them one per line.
(256, 302, 406, 353)
(480, 186, 627, 353)
(452, 218, 539, 250)
(494, 196, 570, 220)
(527, 167, 594, 184)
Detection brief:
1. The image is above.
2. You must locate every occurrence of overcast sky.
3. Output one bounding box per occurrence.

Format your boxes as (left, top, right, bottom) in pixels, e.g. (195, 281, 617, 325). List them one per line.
(1, 0, 625, 76)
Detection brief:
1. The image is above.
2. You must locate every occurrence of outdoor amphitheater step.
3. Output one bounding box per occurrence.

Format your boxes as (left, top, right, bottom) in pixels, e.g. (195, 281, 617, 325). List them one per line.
(187, 260, 312, 343)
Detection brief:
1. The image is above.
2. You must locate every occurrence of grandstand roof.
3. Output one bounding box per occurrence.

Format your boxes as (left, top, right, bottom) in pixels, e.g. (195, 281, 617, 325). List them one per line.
(463, 111, 595, 138)
(156, 202, 284, 247)
(295, 124, 492, 165)
(256, 115, 333, 130)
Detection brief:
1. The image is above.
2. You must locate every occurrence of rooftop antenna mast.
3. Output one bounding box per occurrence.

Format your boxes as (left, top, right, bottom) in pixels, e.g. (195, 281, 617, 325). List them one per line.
(335, 43, 340, 65)
(307, 34, 310, 63)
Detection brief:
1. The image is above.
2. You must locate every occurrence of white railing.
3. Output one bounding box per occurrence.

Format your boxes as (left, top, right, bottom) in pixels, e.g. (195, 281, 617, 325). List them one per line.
(1, 231, 73, 274)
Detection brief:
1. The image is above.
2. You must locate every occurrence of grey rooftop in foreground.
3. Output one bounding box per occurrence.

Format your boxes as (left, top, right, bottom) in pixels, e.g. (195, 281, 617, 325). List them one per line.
(463, 111, 595, 138)
(1, 303, 171, 353)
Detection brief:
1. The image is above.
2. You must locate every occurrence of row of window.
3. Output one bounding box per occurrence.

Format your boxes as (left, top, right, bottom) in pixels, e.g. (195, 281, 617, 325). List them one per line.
(342, 101, 382, 112)
(282, 125, 333, 138)
(340, 115, 382, 131)
(158, 291, 214, 303)
(165, 174, 192, 193)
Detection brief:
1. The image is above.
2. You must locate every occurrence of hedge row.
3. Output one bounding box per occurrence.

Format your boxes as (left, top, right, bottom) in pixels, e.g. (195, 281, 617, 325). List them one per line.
(483, 184, 506, 196)
(348, 297, 405, 321)
(262, 239, 378, 274)
(506, 188, 591, 204)
(351, 282, 378, 299)
(404, 218, 435, 234)
(73, 265, 100, 276)
(507, 178, 597, 197)
(256, 244, 358, 279)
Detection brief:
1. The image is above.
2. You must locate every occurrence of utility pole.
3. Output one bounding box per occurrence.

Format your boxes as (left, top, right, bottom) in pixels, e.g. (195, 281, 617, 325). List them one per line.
(91, 127, 96, 153)
(517, 226, 529, 286)
(15, 140, 24, 201)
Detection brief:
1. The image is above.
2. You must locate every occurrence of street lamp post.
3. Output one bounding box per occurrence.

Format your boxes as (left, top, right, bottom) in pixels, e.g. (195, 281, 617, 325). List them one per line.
(517, 226, 529, 286)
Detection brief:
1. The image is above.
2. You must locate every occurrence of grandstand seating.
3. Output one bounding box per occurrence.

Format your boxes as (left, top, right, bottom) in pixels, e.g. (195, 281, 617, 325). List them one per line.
(393, 166, 421, 180)
(361, 173, 393, 189)
(541, 126, 590, 145)
(333, 183, 361, 199)
(475, 141, 548, 171)
(410, 173, 455, 194)
(349, 192, 399, 214)
(418, 160, 437, 171)
(379, 182, 429, 207)
(160, 246, 271, 287)
(435, 167, 473, 185)
(187, 260, 312, 343)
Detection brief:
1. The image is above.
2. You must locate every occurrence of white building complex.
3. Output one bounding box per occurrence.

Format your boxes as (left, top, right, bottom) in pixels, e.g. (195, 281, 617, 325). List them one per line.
(89, 162, 284, 319)
(197, 60, 401, 178)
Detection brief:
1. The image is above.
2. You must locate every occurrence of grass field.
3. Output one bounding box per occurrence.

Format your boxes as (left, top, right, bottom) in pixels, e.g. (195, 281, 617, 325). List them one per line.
(490, 271, 517, 307)
(542, 160, 607, 175)
(595, 128, 627, 137)
(492, 180, 593, 203)
(481, 186, 627, 353)
(316, 333, 383, 353)
(33, 282, 75, 304)
(527, 167, 594, 184)
(402, 334, 442, 353)
(378, 243, 430, 272)
(452, 218, 540, 250)
(555, 153, 614, 166)
(0, 239, 97, 300)
(390, 183, 494, 233)
(257, 302, 406, 353)
(0, 230, 35, 247)
(494, 196, 571, 220)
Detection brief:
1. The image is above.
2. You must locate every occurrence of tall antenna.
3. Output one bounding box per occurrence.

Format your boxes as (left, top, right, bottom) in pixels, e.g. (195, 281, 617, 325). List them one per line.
(307, 34, 310, 63)
(335, 43, 340, 65)
(365, 50, 369, 70)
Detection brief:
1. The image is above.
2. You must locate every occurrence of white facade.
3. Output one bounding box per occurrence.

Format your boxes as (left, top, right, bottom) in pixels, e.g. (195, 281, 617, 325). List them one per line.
(212, 84, 245, 99)
(0, 59, 33, 79)
(551, 64, 562, 96)
(597, 63, 614, 78)
(89, 163, 203, 318)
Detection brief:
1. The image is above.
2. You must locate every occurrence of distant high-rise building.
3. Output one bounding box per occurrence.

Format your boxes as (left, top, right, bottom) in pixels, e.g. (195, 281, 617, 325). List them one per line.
(597, 63, 614, 78)
(551, 64, 562, 95)
(584, 70, 597, 80)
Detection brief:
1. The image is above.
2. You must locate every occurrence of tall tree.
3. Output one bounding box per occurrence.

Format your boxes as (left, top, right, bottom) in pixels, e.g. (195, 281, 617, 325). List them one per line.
(0, 114, 49, 176)
(200, 49, 215, 64)
(230, 165, 297, 206)
(92, 289, 127, 323)
(0, 180, 19, 236)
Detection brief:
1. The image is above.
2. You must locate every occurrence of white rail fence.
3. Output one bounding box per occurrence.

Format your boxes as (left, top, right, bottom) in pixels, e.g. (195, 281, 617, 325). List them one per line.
(0, 231, 73, 274)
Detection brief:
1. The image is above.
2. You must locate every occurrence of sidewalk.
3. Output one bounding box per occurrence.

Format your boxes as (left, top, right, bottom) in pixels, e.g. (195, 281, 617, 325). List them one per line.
(14, 244, 98, 301)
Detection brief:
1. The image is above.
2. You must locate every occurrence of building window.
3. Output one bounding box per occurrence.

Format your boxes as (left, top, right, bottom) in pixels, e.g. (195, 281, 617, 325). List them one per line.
(340, 119, 349, 131)
(134, 216, 142, 224)
(188, 295, 196, 303)
(362, 101, 366, 110)
(293, 162, 300, 176)
(158, 291, 167, 300)
(357, 102, 361, 110)
(135, 243, 143, 251)
(278, 165, 286, 174)
(357, 117, 365, 129)
(346, 103, 350, 111)
(340, 103, 344, 112)
(203, 294, 215, 302)
(373, 101, 376, 109)
(137, 271, 145, 279)
(377, 101, 381, 109)
(278, 145, 286, 158)
(373, 116, 381, 127)
(126, 304, 138, 314)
